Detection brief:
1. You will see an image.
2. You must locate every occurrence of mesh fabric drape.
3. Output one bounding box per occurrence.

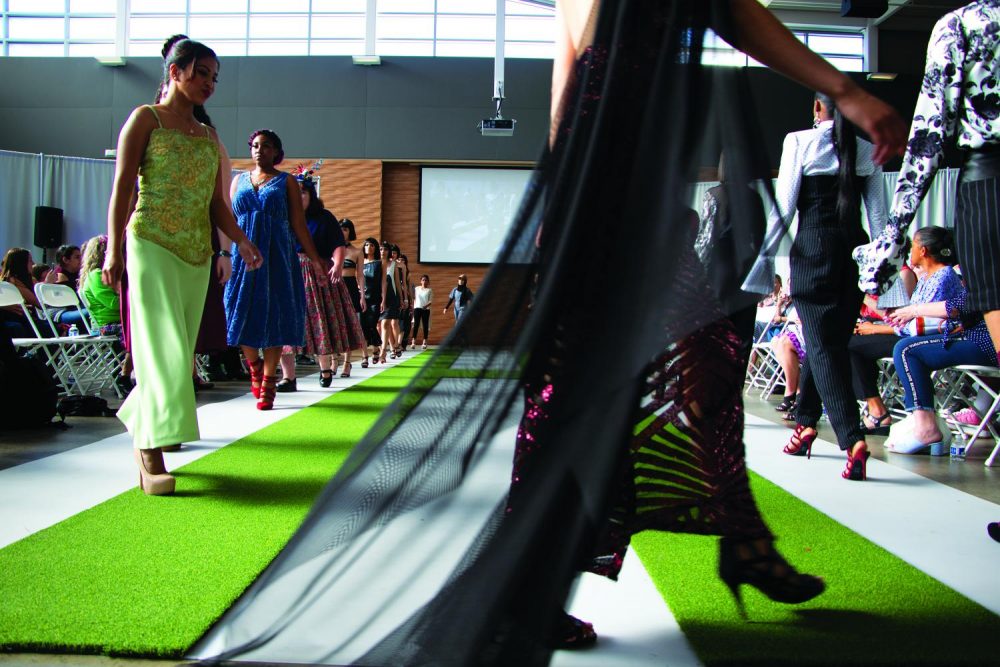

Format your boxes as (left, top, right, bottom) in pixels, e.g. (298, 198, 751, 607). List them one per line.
(192, 2, 785, 665)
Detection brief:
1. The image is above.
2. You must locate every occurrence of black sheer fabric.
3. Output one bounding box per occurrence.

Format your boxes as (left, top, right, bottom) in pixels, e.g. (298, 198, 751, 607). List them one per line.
(191, 2, 783, 665)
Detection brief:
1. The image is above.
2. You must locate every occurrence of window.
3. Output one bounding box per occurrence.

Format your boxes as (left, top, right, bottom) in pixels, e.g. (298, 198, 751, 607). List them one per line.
(127, 2, 367, 58)
(2, 0, 116, 57)
(703, 28, 865, 72)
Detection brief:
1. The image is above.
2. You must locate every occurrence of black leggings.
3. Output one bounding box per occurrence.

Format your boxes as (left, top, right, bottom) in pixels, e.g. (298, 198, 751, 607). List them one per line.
(412, 307, 431, 340)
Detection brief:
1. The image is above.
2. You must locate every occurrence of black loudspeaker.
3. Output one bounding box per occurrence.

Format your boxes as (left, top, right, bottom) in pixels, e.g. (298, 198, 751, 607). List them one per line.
(841, 0, 888, 18)
(34, 206, 63, 249)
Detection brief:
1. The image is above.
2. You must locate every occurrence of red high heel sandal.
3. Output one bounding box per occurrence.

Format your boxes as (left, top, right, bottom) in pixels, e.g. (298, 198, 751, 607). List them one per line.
(257, 375, 277, 411)
(842, 447, 871, 481)
(783, 424, 816, 458)
(247, 358, 264, 399)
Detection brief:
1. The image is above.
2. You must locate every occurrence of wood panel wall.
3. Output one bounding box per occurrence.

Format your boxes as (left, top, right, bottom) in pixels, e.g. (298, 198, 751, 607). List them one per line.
(228, 158, 491, 346)
(380, 163, 489, 345)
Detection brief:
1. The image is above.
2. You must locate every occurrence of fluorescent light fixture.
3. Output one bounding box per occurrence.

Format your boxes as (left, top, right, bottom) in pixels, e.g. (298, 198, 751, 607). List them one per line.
(96, 56, 126, 67)
(352, 55, 381, 66)
(867, 72, 897, 81)
(104, 149, 117, 158)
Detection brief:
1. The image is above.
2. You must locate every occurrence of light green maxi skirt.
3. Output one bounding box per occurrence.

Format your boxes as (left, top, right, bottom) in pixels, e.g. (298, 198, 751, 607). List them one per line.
(118, 235, 210, 450)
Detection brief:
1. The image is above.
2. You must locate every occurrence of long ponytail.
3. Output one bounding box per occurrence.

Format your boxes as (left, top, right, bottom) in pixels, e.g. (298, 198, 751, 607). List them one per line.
(816, 92, 859, 226)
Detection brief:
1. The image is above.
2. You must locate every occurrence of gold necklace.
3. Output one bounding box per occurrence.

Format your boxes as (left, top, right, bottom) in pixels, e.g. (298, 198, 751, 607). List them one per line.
(251, 171, 273, 188)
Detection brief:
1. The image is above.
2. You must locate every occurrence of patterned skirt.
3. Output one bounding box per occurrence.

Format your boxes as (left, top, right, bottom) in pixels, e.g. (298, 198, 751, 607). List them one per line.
(283, 254, 367, 356)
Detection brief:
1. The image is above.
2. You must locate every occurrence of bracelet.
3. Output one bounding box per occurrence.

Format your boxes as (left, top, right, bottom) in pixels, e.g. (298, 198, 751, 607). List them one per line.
(216, 250, 232, 258)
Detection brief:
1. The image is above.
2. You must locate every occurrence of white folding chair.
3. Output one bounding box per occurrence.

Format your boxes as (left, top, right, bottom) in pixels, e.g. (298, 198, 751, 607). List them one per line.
(76, 286, 129, 398)
(875, 357, 907, 419)
(34, 283, 122, 396)
(0, 282, 75, 396)
(937, 365, 1000, 467)
(745, 306, 778, 390)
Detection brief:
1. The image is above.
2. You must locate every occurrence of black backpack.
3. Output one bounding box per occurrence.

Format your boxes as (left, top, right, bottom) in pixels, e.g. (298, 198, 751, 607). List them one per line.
(0, 331, 60, 429)
(56, 394, 115, 419)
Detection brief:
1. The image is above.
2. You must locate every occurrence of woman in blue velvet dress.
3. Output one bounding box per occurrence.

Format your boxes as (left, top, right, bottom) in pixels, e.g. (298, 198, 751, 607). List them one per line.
(225, 129, 326, 410)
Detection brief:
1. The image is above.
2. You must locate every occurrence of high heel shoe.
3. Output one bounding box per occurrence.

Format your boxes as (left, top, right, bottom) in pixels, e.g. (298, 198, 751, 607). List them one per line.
(134, 448, 175, 496)
(861, 407, 892, 436)
(550, 610, 597, 649)
(257, 375, 277, 411)
(319, 370, 334, 388)
(988, 522, 1000, 543)
(361, 357, 369, 368)
(340, 362, 352, 378)
(275, 377, 297, 393)
(842, 446, 871, 481)
(775, 395, 796, 413)
(379, 350, 388, 364)
(247, 358, 264, 399)
(783, 424, 816, 458)
(718, 536, 825, 619)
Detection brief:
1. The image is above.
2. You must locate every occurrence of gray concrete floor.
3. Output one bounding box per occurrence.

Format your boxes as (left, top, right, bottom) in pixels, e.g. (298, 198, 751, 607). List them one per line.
(744, 391, 1000, 505)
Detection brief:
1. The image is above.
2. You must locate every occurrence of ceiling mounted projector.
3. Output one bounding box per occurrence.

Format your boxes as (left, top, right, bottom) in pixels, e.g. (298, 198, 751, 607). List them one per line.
(479, 117, 516, 137)
(479, 81, 516, 137)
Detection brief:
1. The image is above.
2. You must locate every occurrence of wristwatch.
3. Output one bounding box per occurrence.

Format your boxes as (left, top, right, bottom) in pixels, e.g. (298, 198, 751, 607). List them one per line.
(216, 250, 233, 258)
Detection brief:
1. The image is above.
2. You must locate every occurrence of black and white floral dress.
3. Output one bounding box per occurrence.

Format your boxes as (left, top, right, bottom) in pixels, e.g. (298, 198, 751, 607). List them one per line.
(855, 0, 1000, 309)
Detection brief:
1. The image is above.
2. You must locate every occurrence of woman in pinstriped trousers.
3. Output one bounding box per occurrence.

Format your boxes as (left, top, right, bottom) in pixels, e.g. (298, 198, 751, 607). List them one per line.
(770, 93, 889, 481)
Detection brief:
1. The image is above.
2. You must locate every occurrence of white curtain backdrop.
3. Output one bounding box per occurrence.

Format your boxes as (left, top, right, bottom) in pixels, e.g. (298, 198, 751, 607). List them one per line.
(0, 150, 43, 257)
(0, 149, 115, 261)
(41, 154, 116, 250)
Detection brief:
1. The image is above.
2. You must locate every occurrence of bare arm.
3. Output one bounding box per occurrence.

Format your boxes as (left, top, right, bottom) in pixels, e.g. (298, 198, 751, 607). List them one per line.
(103, 106, 155, 292)
(549, 1, 576, 147)
(208, 129, 261, 270)
(214, 141, 234, 284)
(329, 245, 345, 284)
(718, 0, 906, 164)
(285, 177, 326, 277)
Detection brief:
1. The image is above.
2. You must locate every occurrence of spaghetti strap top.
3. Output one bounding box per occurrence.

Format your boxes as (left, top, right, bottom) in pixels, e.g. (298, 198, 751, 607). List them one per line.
(130, 105, 218, 265)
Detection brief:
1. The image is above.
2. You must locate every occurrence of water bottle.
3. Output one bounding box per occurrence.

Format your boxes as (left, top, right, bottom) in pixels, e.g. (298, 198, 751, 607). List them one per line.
(67, 324, 79, 337)
(950, 441, 967, 461)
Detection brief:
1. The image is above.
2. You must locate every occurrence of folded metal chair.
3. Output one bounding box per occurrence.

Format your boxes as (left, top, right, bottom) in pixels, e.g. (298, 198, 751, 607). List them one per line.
(34, 283, 121, 396)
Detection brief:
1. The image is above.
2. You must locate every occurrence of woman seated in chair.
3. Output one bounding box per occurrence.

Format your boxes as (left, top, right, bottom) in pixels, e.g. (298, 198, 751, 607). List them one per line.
(771, 308, 806, 416)
(80, 235, 133, 389)
(0, 248, 54, 339)
(885, 258, 996, 454)
(848, 227, 958, 436)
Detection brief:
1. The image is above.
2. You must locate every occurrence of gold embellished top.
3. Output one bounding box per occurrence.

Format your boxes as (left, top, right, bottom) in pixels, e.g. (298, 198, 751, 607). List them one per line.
(129, 106, 219, 265)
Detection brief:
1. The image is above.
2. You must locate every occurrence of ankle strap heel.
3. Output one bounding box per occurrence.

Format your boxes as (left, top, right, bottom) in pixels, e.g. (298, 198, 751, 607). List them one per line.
(257, 375, 277, 411)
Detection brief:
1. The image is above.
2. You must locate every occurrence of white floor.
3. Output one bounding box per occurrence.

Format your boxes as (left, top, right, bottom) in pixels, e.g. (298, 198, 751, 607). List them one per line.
(0, 366, 998, 666)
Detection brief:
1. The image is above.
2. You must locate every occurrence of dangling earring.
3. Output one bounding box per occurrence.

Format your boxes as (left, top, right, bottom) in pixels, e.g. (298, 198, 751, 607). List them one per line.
(812, 116, 821, 129)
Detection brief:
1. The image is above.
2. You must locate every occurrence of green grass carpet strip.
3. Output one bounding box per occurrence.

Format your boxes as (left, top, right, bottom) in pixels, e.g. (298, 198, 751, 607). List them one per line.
(633, 472, 1000, 666)
(0, 355, 429, 658)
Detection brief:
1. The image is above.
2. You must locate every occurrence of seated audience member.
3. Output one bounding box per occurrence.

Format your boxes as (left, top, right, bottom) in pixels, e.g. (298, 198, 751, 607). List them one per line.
(848, 227, 959, 435)
(770, 308, 805, 417)
(30, 263, 52, 284)
(886, 281, 996, 455)
(44, 243, 88, 328)
(52, 244, 82, 290)
(753, 274, 789, 341)
(80, 235, 133, 389)
(1, 248, 45, 338)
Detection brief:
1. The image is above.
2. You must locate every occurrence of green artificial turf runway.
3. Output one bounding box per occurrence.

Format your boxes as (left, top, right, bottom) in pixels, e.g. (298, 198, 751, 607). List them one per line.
(633, 472, 1000, 666)
(2, 350, 998, 663)
(0, 356, 428, 658)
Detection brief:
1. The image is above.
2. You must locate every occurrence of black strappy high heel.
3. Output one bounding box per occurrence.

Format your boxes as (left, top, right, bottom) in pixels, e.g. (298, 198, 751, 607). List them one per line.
(775, 394, 796, 413)
(718, 537, 825, 619)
